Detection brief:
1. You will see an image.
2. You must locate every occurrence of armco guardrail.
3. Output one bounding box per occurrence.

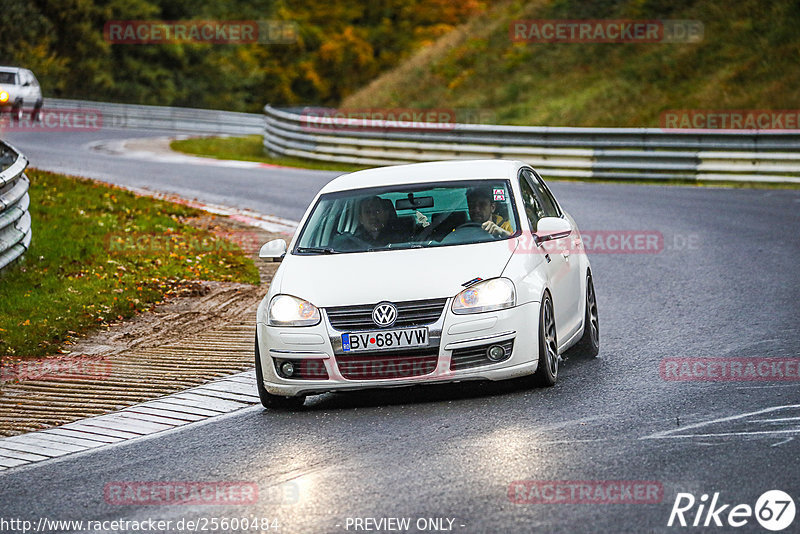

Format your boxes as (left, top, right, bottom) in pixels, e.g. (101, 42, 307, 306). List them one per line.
(263, 106, 800, 183)
(46, 98, 263, 135)
(0, 141, 31, 272)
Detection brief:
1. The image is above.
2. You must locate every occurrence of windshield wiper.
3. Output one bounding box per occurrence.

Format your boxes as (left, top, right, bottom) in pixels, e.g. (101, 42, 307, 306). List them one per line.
(295, 246, 339, 254)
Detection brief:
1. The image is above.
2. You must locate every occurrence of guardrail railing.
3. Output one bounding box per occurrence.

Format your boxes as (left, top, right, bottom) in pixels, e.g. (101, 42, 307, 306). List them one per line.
(45, 98, 264, 136)
(0, 141, 31, 272)
(263, 105, 800, 183)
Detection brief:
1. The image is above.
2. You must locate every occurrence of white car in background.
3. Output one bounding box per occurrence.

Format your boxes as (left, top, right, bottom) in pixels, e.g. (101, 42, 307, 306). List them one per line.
(255, 160, 599, 409)
(0, 66, 43, 121)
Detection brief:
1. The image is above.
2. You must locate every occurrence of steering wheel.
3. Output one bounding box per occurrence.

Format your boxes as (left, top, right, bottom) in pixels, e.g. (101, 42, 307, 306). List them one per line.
(454, 222, 484, 230)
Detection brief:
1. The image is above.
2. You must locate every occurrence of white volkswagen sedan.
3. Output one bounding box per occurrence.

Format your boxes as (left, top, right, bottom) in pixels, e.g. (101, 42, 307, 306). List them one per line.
(255, 160, 599, 409)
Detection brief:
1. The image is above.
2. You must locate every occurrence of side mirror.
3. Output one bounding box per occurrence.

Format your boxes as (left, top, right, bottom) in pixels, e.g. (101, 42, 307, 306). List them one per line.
(535, 217, 571, 242)
(259, 239, 287, 262)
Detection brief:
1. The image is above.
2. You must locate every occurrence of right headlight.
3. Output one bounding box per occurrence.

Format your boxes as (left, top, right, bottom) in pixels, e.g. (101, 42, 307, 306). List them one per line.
(452, 278, 516, 315)
(268, 294, 321, 326)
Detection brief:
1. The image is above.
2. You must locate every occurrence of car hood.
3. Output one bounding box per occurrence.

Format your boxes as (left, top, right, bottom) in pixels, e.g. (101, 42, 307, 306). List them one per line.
(276, 239, 517, 307)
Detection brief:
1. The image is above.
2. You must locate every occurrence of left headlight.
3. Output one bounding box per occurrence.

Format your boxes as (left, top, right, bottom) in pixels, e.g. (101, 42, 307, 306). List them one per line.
(268, 294, 321, 327)
(452, 278, 516, 315)
(0, 91, 9, 103)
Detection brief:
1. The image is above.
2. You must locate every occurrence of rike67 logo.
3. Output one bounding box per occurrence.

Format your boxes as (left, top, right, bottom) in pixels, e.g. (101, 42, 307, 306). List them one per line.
(668, 490, 796, 531)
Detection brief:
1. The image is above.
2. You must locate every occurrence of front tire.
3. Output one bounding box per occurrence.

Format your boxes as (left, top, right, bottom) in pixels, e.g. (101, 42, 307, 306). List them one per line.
(11, 102, 22, 122)
(255, 334, 306, 410)
(572, 271, 599, 358)
(532, 293, 558, 387)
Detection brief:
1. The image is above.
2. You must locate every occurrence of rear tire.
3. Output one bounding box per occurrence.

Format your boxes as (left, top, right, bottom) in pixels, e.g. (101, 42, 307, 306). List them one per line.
(255, 334, 306, 410)
(572, 271, 599, 358)
(531, 293, 558, 387)
(31, 101, 42, 121)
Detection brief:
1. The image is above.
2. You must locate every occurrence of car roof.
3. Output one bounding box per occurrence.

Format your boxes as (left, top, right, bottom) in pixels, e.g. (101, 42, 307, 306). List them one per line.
(320, 159, 524, 193)
(0, 67, 22, 73)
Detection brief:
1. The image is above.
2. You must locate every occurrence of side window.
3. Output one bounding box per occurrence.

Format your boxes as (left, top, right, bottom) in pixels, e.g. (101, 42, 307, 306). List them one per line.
(524, 170, 561, 217)
(518, 171, 544, 231)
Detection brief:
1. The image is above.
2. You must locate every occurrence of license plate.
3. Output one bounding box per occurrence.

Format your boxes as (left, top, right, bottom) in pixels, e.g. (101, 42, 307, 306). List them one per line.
(342, 328, 428, 352)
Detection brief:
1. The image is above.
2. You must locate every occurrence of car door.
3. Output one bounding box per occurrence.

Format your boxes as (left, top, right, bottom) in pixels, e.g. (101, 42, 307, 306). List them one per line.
(24, 70, 41, 105)
(520, 168, 582, 345)
(18, 71, 33, 107)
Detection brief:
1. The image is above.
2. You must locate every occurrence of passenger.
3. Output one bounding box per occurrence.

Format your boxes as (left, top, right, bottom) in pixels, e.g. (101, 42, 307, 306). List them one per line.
(466, 187, 513, 238)
(354, 196, 401, 246)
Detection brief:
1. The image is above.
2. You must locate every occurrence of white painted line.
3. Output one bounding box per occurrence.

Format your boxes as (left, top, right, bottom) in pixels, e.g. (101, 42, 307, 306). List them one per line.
(645, 429, 800, 439)
(40, 428, 123, 444)
(0, 447, 49, 462)
(771, 437, 794, 447)
(750, 417, 800, 423)
(642, 404, 800, 440)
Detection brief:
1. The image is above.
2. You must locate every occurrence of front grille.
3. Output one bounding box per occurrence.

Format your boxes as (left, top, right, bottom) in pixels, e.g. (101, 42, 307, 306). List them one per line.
(335, 348, 439, 380)
(273, 358, 329, 380)
(326, 298, 448, 331)
(450, 339, 514, 371)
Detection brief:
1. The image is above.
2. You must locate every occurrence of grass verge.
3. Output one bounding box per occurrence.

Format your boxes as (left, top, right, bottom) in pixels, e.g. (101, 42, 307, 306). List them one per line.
(0, 169, 260, 359)
(170, 135, 364, 173)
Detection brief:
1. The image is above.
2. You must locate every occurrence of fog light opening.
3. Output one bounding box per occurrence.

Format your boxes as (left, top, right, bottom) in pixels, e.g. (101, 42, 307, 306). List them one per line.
(280, 360, 295, 377)
(487, 344, 506, 362)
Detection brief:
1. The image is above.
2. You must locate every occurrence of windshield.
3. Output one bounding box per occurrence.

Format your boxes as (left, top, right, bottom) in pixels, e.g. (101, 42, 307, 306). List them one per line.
(294, 180, 519, 254)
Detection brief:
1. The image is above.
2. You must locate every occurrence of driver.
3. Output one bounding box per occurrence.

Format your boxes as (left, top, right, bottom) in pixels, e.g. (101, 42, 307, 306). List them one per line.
(466, 187, 513, 238)
(354, 196, 402, 245)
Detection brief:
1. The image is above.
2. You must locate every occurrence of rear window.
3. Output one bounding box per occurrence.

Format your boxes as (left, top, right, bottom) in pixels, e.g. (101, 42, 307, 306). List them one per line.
(0, 72, 17, 85)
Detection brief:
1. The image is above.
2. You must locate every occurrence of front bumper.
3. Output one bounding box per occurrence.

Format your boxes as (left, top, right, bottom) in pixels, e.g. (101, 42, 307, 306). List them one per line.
(257, 300, 541, 397)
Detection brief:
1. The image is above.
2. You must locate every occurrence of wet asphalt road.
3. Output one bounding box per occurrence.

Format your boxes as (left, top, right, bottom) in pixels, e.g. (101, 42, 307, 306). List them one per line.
(1, 128, 799, 533)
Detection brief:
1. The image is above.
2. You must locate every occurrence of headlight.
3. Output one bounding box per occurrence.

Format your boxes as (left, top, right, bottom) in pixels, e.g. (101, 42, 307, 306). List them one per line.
(0, 91, 8, 103)
(268, 294, 321, 326)
(452, 278, 516, 314)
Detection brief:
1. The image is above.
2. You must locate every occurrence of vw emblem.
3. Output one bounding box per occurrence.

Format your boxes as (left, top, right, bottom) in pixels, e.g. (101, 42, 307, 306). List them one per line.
(372, 302, 398, 327)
